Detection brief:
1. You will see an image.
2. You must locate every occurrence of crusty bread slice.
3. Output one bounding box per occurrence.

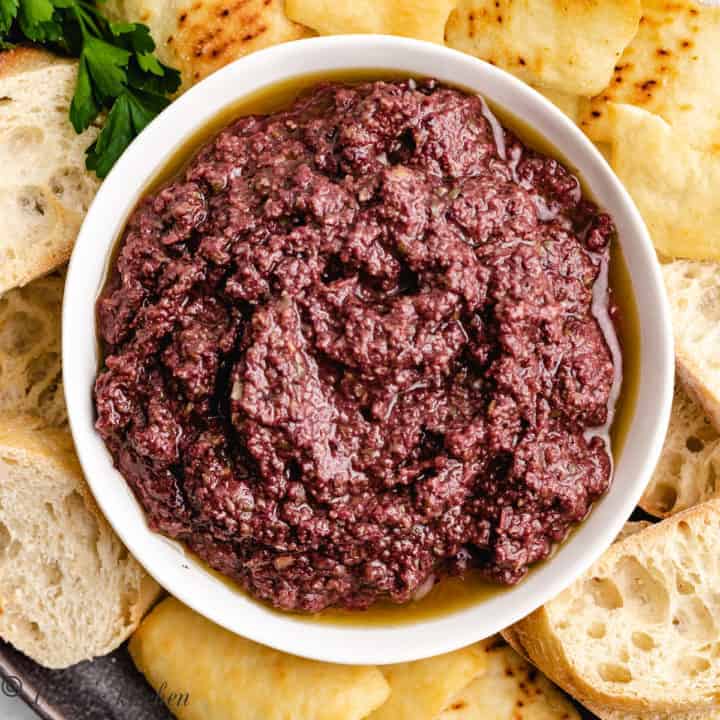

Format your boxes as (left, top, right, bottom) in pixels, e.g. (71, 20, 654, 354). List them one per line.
(640, 383, 720, 518)
(502, 521, 716, 720)
(663, 261, 720, 432)
(508, 502, 720, 714)
(504, 629, 717, 720)
(0, 47, 100, 294)
(582, 700, 719, 720)
(0, 414, 160, 668)
(501, 521, 650, 665)
(0, 269, 66, 426)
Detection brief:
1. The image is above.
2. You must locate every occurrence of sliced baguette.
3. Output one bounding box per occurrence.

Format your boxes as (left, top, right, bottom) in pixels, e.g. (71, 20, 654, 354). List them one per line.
(582, 700, 719, 720)
(501, 522, 715, 720)
(663, 261, 720, 432)
(0, 414, 160, 668)
(0, 47, 100, 294)
(507, 502, 720, 714)
(0, 269, 66, 426)
(504, 629, 717, 720)
(640, 383, 720, 518)
(501, 521, 652, 665)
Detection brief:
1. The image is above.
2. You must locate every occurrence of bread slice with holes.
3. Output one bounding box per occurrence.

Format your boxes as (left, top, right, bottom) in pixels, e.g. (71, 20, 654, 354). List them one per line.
(0, 269, 66, 426)
(502, 523, 718, 720)
(501, 521, 650, 666)
(664, 261, 720, 432)
(640, 383, 720, 518)
(506, 501, 720, 714)
(0, 47, 100, 294)
(0, 414, 161, 668)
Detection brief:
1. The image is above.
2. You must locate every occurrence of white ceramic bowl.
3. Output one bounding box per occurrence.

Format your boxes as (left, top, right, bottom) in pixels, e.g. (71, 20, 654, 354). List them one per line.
(64, 35, 674, 665)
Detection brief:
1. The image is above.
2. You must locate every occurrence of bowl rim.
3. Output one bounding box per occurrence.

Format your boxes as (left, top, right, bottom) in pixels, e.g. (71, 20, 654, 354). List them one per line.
(63, 34, 674, 665)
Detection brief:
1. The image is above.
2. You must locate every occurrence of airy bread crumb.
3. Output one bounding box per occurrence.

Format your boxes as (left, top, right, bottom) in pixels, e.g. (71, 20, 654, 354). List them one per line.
(0, 414, 161, 668)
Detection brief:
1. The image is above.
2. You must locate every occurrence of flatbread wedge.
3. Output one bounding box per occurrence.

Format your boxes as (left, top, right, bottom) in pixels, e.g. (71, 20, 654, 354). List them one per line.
(436, 640, 580, 720)
(608, 104, 720, 261)
(286, 0, 457, 44)
(368, 643, 488, 720)
(445, 0, 642, 96)
(130, 597, 391, 720)
(105, 0, 313, 88)
(580, 0, 720, 151)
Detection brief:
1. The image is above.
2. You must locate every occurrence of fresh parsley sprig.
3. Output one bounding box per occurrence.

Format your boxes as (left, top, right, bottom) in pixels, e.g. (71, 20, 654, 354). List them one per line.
(0, 0, 181, 176)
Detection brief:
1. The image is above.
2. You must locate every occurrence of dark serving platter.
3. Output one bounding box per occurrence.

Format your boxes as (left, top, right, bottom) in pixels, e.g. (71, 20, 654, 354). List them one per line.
(0, 636, 599, 720)
(0, 641, 172, 720)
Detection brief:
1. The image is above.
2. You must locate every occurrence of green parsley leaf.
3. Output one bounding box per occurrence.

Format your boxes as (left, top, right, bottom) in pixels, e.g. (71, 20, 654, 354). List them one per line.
(110, 20, 155, 54)
(1, 0, 181, 176)
(136, 50, 163, 76)
(127, 57, 181, 95)
(86, 87, 169, 177)
(17, 0, 60, 41)
(85, 91, 133, 177)
(0, 0, 18, 35)
(69, 54, 100, 132)
(82, 35, 130, 100)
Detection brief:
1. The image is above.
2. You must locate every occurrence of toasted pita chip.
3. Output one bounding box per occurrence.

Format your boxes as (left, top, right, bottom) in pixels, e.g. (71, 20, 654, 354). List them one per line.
(608, 104, 720, 260)
(105, 0, 313, 88)
(286, 0, 457, 44)
(368, 643, 488, 720)
(535, 87, 581, 124)
(436, 642, 580, 720)
(580, 0, 720, 150)
(129, 597, 390, 720)
(445, 0, 642, 96)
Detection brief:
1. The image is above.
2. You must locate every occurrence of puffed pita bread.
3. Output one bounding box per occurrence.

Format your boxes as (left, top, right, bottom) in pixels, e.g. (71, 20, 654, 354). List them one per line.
(608, 104, 720, 260)
(445, 0, 642, 96)
(105, 0, 313, 88)
(286, 0, 457, 44)
(368, 643, 488, 720)
(536, 87, 581, 124)
(130, 597, 390, 720)
(580, 0, 720, 151)
(436, 641, 580, 720)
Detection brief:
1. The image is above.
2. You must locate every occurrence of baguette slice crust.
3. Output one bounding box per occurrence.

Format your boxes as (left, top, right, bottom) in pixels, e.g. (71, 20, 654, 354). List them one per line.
(509, 502, 720, 714)
(640, 383, 720, 518)
(663, 261, 720, 432)
(582, 700, 720, 720)
(0, 414, 160, 668)
(503, 630, 718, 720)
(0, 269, 66, 425)
(0, 47, 100, 294)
